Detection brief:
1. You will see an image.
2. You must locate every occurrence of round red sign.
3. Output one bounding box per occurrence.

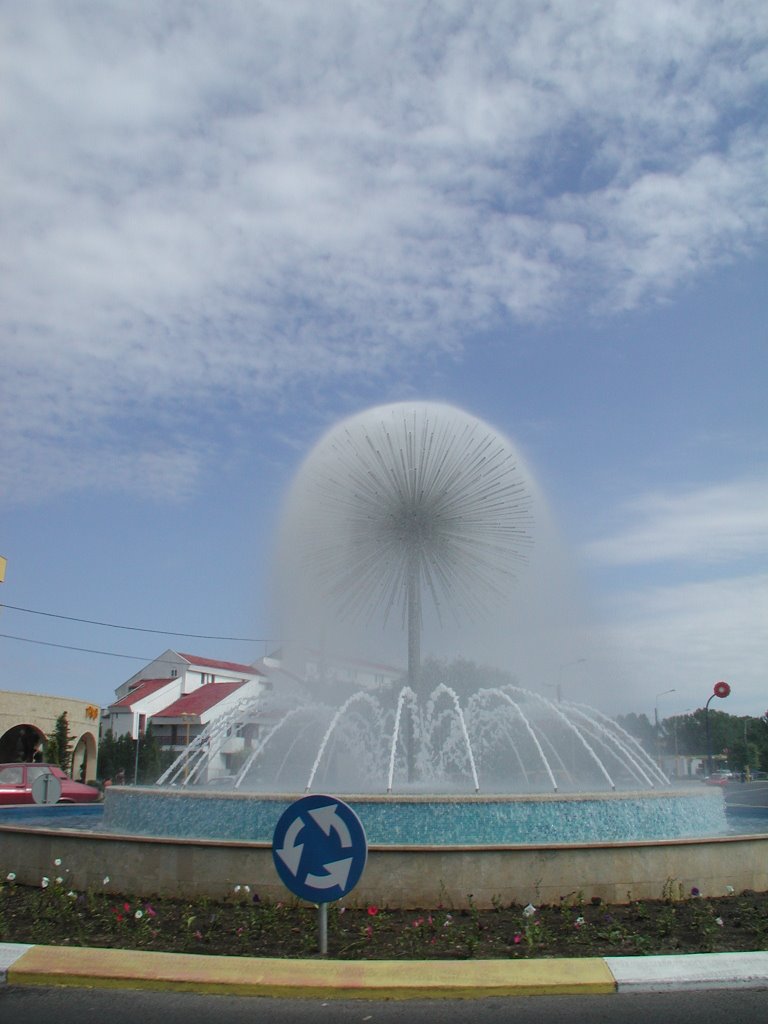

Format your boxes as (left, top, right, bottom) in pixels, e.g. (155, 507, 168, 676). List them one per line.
(713, 680, 731, 699)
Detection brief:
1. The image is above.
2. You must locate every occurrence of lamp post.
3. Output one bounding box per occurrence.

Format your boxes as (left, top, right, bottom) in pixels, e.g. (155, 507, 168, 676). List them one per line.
(705, 681, 731, 776)
(654, 689, 675, 768)
(133, 711, 141, 785)
(654, 688, 676, 729)
(181, 713, 192, 780)
(554, 658, 586, 703)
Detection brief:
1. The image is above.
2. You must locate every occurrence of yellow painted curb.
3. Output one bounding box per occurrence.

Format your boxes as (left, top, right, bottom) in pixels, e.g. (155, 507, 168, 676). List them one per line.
(9, 946, 616, 999)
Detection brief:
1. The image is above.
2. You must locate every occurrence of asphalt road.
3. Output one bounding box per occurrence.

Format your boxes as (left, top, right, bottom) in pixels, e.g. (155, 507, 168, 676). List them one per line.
(725, 780, 768, 808)
(2, 986, 767, 1023)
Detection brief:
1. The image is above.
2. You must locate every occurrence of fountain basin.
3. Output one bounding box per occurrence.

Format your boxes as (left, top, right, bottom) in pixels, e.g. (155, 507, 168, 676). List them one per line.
(103, 786, 727, 845)
(2, 802, 766, 909)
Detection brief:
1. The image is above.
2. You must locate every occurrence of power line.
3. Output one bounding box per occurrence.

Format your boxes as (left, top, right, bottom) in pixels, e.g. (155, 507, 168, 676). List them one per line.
(0, 603, 265, 642)
(0, 632, 264, 668)
(0, 632, 158, 662)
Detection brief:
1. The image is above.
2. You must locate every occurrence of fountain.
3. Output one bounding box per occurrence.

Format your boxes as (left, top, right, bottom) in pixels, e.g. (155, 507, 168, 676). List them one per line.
(2, 403, 764, 907)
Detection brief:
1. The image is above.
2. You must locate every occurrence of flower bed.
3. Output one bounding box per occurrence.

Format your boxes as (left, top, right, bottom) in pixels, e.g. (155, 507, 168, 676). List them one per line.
(2, 863, 767, 959)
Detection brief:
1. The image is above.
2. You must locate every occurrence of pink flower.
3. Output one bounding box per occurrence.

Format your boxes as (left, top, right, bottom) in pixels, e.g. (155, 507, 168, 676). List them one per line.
(367, 905, 379, 916)
(513, 933, 522, 944)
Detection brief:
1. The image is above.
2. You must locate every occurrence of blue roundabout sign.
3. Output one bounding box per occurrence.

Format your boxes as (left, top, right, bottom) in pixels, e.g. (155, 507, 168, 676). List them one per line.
(272, 794, 368, 903)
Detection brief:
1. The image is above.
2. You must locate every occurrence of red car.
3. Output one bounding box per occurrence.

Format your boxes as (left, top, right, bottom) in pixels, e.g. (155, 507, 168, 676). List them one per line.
(0, 763, 100, 804)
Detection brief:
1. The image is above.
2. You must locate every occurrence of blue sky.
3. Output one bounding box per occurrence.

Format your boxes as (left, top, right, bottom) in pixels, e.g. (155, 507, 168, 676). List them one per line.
(1, 1, 766, 720)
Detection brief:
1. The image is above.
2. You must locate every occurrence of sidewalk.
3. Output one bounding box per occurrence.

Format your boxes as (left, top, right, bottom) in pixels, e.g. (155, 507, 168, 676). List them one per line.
(2, 943, 768, 998)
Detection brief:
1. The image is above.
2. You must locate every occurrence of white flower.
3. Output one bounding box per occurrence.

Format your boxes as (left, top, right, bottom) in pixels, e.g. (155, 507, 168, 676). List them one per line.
(575, 916, 585, 927)
(523, 903, 536, 917)
(54, 858, 62, 867)
(135, 909, 144, 919)
(244, 885, 250, 892)
(234, 885, 241, 893)
(56, 876, 63, 884)
(726, 885, 735, 895)
(102, 876, 110, 885)
(41, 877, 50, 888)
(6, 872, 16, 881)
(67, 891, 76, 899)
(715, 917, 724, 927)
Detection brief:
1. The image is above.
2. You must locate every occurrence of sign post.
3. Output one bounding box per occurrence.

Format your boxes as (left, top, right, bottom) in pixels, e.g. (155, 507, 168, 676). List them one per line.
(272, 794, 368, 955)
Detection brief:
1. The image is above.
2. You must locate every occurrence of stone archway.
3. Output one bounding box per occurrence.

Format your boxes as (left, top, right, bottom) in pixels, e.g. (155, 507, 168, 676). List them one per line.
(71, 731, 97, 782)
(0, 723, 46, 763)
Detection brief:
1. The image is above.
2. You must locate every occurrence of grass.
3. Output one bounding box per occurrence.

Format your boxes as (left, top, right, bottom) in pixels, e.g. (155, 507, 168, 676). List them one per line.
(2, 864, 768, 959)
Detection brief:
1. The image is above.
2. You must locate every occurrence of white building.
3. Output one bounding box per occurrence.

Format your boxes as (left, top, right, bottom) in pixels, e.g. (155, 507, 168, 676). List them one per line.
(104, 650, 266, 768)
(105, 646, 402, 784)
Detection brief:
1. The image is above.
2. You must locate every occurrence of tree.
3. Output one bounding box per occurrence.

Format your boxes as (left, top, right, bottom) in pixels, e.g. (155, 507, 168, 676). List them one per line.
(45, 712, 73, 774)
(614, 712, 656, 752)
(97, 729, 174, 784)
(417, 656, 519, 701)
(136, 731, 174, 782)
(729, 738, 761, 774)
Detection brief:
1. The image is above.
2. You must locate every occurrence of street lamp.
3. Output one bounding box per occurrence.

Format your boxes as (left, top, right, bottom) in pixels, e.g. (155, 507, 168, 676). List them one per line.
(181, 713, 192, 780)
(133, 711, 141, 785)
(705, 680, 731, 776)
(654, 689, 676, 729)
(654, 689, 676, 767)
(553, 658, 587, 703)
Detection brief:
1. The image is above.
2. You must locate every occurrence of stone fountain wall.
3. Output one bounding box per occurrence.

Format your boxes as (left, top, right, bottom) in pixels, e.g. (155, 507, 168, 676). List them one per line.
(2, 821, 766, 909)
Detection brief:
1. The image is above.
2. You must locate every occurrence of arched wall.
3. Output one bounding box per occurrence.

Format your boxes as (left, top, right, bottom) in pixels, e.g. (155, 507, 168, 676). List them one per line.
(0, 723, 45, 763)
(71, 731, 98, 782)
(0, 690, 99, 778)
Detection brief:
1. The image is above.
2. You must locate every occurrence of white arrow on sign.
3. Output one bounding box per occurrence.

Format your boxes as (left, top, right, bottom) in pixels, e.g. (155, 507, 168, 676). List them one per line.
(308, 803, 352, 847)
(305, 857, 354, 891)
(275, 815, 304, 876)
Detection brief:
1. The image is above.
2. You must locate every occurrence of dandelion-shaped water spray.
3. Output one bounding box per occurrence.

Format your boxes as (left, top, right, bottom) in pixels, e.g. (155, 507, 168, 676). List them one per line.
(282, 402, 534, 700)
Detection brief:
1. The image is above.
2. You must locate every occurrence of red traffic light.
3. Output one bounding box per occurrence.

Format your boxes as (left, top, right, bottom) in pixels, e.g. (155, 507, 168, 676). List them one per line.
(713, 680, 731, 699)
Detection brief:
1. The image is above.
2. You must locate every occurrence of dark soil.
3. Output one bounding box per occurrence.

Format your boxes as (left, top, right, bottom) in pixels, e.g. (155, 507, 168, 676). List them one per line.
(2, 877, 767, 959)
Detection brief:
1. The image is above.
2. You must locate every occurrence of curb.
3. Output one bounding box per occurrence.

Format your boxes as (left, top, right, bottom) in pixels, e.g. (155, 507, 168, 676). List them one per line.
(2, 944, 768, 998)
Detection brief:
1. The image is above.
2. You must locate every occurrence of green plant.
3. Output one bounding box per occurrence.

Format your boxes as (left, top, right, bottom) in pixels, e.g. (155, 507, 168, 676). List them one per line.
(662, 877, 684, 903)
(47, 713, 73, 774)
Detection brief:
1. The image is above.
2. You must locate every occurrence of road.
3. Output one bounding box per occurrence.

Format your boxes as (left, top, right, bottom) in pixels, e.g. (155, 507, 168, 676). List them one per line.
(725, 779, 768, 809)
(1, 986, 767, 1022)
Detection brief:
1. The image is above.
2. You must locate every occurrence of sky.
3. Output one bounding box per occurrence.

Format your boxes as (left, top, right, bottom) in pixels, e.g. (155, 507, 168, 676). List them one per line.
(1, 1, 766, 721)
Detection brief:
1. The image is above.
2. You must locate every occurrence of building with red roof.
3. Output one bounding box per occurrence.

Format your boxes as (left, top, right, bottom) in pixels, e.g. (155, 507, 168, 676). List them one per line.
(104, 650, 266, 776)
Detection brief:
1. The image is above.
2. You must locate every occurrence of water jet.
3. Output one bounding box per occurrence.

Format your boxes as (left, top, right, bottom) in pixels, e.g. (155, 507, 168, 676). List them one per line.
(3, 402, 765, 907)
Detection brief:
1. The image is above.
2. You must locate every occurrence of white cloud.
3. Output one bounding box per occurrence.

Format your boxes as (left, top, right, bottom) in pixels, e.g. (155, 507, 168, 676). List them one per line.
(584, 477, 768, 566)
(580, 473, 768, 715)
(1, 2, 766, 501)
(596, 574, 768, 716)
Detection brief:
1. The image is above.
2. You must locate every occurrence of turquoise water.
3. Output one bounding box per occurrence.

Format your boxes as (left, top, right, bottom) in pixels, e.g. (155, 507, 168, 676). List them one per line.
(0, 803, 102, 831)
(98, 788, 732, 845)
(5, 790, 763, 843)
